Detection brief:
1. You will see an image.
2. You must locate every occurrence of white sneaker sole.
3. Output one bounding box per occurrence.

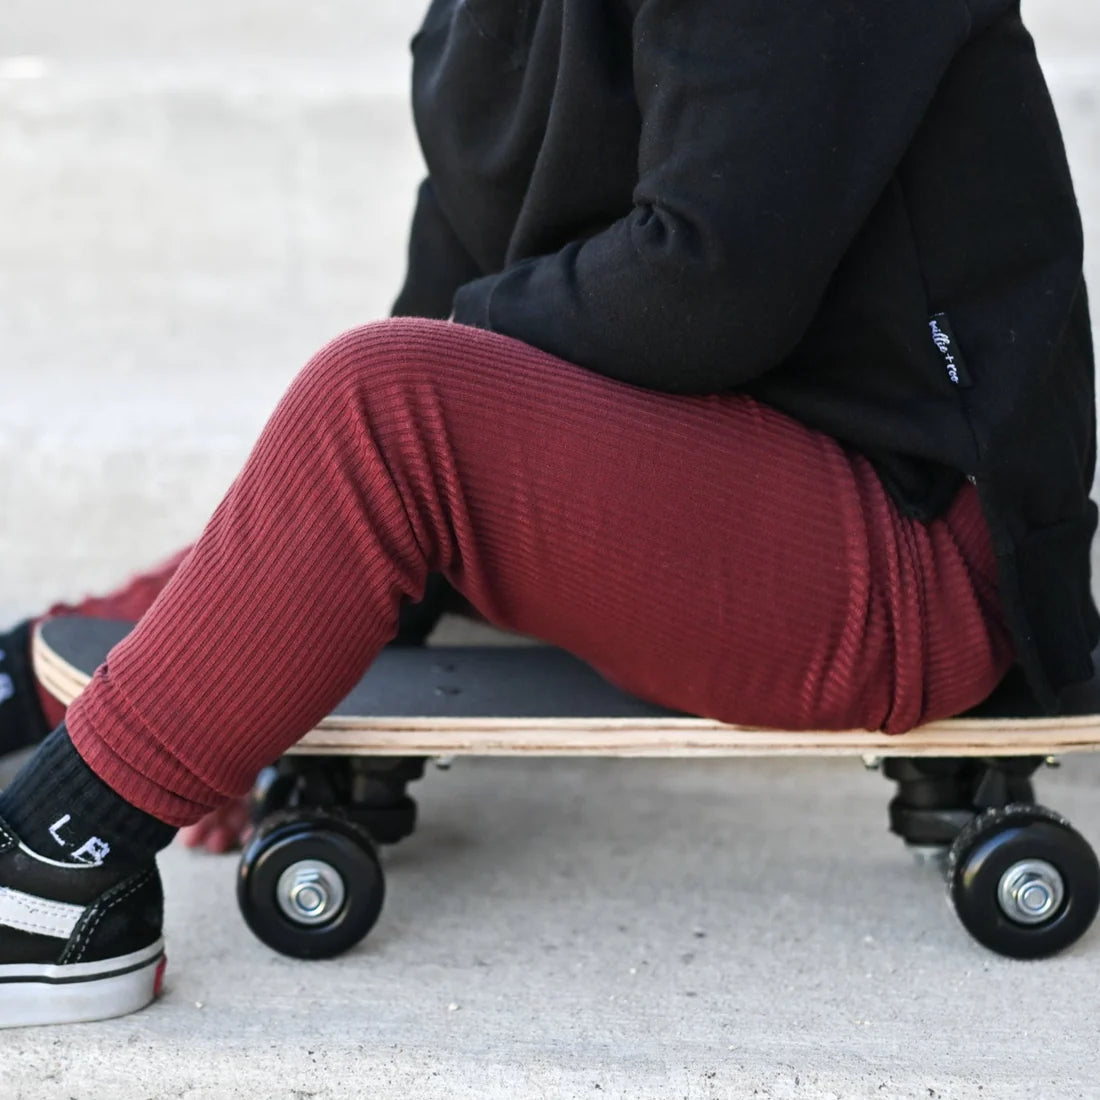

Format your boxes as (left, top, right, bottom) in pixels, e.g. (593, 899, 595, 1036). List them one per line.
(0, 939, 165, 1028)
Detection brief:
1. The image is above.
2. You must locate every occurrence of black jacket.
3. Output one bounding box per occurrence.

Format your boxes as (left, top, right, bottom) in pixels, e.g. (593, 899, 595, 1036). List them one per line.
(392, 0, 1098, 711)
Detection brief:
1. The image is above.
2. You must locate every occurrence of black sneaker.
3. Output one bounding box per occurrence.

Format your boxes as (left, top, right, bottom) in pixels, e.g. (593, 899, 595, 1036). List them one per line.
(0, 814, 165, 1028)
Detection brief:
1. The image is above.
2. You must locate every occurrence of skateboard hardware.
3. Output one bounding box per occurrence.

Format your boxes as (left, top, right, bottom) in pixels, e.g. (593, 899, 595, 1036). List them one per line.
(884, 756, 1040, 848)
(998, 860, 1064, 924)
(946, 804, 1099, 958)
(32, 617, 1100, 962)
(276, 860, 347, 925)
(238, 812, 384, 959)
(250, 756, 423, 848)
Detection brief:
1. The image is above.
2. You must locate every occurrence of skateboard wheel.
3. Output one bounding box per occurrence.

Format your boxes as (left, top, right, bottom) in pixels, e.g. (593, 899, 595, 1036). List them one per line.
(947, 803, 1100, 959)
(237, 811, 385, 959)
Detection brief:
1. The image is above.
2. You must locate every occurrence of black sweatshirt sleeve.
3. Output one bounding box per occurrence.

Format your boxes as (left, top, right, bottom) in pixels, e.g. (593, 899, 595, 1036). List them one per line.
(392, 177, 483, 320)
(451, 0, 974, 392)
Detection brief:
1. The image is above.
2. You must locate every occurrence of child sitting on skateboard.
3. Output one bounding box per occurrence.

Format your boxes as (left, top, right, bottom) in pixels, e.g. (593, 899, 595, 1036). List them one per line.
(0, 0, 1095, 1027)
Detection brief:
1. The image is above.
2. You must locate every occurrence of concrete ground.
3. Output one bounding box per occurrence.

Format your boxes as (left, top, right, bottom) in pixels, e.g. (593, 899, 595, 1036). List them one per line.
(3, 2, 1100, 1097)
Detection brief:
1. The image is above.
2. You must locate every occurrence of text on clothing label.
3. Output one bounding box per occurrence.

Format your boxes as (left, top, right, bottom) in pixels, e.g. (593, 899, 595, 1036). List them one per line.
(929, 313, 973, 387)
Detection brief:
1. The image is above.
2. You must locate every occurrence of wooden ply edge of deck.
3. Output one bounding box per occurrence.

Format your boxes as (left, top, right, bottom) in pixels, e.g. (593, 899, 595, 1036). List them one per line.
(31, 628, 88, 708)
(289, 717, 1100, 757)
(33, 624, 1100, 757)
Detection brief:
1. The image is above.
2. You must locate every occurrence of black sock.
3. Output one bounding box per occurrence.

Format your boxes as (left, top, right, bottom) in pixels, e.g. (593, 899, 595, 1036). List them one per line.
(0, 621, 51, 755)
(0, 723, 176, 868)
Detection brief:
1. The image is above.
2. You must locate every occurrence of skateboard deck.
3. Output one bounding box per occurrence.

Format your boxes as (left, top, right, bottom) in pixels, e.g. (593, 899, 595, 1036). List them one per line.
(31, 617, 1100, 758)
(32, 616, 1100, 963)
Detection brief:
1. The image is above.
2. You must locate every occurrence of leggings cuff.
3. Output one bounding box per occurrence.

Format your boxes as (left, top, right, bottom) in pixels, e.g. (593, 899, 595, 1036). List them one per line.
(67, 669, 235, 827)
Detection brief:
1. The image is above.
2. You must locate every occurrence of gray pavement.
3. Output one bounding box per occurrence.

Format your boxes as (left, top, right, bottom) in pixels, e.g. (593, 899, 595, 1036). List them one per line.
(3, 2, 1100, 1097)
(7, 754, 1100, 1099)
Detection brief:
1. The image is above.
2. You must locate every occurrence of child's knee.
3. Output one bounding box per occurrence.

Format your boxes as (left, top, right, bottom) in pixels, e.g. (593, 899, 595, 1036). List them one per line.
(296, 318, 456, 407)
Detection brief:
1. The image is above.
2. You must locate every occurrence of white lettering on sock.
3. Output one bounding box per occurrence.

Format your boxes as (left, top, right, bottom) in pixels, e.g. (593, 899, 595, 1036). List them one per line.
(0, 672, 13, 706)
(70, 836, 111, 865)
(48, 815, 113, 865)
(49, 814, 73, 847)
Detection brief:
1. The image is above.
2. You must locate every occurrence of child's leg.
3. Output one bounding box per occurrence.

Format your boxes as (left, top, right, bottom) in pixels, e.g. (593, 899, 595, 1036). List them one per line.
(0, 315, 1014, 1027)
(8, 552, 455, 737)
(52, 317, 1011, 827)
(29, 548, 194, 730)
(3, 550, 455, 849)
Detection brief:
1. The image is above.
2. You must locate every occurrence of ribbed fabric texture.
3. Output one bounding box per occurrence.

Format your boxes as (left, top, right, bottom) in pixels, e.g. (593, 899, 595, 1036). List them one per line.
(31, 547, 194, 731)
(65, 318, 1013, 826)
(0, 723, 176, 866)
(29, 550, 456, 733)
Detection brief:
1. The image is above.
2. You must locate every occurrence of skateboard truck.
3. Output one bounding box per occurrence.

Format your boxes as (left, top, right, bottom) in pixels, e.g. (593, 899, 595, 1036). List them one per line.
(883, 755, 1041, 848)
(879, 755, 1099, 957)
(249, 755, 426, 846)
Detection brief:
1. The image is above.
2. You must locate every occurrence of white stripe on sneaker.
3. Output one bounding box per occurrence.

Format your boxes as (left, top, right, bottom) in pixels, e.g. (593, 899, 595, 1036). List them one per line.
(0, 941, 166, 1029)
(0, 886, 85, 939)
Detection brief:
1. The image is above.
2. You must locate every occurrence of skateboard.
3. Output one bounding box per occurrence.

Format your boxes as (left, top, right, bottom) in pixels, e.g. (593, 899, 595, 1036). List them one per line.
(33, 616, 1100, 962)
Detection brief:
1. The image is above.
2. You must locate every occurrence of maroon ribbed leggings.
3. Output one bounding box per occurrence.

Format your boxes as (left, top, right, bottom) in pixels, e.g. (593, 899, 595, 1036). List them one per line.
(60, 318, 1012, 826)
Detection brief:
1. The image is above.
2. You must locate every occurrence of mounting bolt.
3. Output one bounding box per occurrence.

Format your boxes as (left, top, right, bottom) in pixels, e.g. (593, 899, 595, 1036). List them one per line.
(997, 859, 1064, 925)
(276, 859, 346, 925)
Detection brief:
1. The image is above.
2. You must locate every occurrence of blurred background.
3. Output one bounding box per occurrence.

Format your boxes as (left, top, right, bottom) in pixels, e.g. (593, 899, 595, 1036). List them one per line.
(1, 0, 1098, 624)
